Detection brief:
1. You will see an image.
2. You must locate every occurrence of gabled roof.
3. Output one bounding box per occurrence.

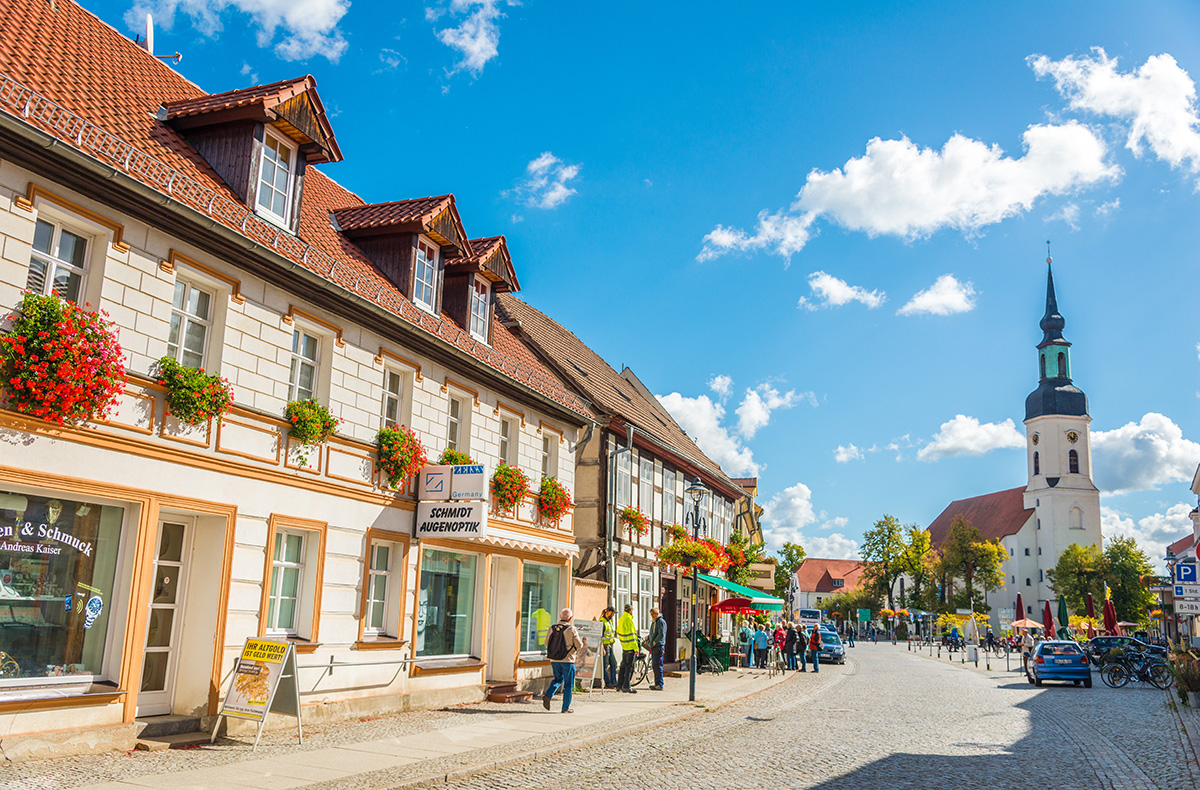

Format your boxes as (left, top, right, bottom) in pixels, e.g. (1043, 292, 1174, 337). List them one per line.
(1168, 534, 1195, 558)
(927, 486, 1034, 546)
(452, 236, 519, 293)
(0, 0, 589, 419)
(496, 293, 742, 499)
(161, 75, 342, 164)
(794, 558, 863, 594)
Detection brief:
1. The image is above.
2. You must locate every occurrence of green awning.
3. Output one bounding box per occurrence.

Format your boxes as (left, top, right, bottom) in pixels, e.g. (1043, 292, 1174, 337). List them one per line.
(695, 573, 784, 611)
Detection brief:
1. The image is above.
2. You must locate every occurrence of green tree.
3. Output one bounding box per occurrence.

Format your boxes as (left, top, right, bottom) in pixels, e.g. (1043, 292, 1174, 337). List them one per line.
(725, 528, 766, 586)
(859, 515, 907, 609)
(1104, 536, 1155, 623)
(900, 527, 934, 609)
(824, 587, 884, 628)
(773, 541, 807, 599)
(1046, 543, 1107, 617)
(940, 515, 1005, 610)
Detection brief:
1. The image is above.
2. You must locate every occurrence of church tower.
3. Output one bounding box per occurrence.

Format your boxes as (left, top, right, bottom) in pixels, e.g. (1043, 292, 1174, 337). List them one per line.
(1023, 256, 1102, 610)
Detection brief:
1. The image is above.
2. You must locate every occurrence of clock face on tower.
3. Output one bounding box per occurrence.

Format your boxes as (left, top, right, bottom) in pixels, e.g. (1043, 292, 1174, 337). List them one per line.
(1031, 433, 1039, 445)
(1066, 431, 1079, 444)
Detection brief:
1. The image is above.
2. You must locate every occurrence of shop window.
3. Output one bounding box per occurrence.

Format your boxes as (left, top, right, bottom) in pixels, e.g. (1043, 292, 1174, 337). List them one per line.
(0, 491, 125, 685)
(519, 563, 560, 654)
(417, 548, 478, 657)
(499, 417, 516, 466)
(381, 368, 410, 429)
(288, 328, 321, 402)
(638, 570, 654, 633)
(615, 566, 631, 615)
(167, 279, 214, 369)
(28, 218, 88, 303)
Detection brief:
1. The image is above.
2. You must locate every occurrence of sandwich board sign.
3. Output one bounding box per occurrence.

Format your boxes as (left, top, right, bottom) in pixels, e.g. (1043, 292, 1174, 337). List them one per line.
(210, 638, 302, 750)
(573, 619, 604, 694)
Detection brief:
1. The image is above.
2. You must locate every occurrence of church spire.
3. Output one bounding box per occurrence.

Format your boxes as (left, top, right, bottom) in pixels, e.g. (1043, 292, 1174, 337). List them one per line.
(1038, 260, 1066, 347)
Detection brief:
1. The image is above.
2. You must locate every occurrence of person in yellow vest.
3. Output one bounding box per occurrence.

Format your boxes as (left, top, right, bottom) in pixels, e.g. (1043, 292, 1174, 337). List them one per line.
(600, 607, 618, 689)
(616, 603, 639, 693)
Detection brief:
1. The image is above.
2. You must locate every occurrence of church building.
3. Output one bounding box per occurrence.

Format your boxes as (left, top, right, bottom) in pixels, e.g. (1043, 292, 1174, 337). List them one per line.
(927, 258, 1102, 630)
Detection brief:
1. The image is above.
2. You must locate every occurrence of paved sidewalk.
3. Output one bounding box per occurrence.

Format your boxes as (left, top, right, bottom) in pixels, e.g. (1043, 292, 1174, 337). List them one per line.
(4, 665, 795, 790)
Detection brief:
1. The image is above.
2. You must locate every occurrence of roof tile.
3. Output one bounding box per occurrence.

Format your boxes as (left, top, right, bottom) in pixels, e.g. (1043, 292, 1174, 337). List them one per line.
(927, 486, 1033, 546)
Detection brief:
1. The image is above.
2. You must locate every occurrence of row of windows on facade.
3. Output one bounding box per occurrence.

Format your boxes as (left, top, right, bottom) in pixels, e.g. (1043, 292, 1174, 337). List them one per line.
(1012, 571, 1045, 586)
(266, 528, 563, 657)
(1032, 450, 1080, 476)
(613, 451, 734, 542)
(26, 217, 555, 474)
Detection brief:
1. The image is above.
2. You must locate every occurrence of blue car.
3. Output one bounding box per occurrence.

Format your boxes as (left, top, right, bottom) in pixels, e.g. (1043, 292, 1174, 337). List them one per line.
(1028, 640, 1092, 688)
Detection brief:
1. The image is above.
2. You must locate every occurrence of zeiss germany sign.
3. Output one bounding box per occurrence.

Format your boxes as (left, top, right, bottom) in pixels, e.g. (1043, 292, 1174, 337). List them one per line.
(418, 465, 488, 502)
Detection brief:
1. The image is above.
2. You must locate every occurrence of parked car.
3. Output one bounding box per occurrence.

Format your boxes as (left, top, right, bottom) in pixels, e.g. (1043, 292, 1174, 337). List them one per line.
(1028, 640, 1092, 688)
(1086, 636, 1167, 659)
(819, 623, 837, 633)
(818, 631, 846, 664)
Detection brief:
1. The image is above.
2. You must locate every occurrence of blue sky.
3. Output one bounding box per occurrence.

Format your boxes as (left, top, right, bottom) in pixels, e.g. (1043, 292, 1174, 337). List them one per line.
(95, 0, 1200, 565)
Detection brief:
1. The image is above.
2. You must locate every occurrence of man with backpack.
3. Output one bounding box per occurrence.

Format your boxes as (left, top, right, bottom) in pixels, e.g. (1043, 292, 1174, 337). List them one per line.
(615, 603, 639, 693)
(543, 608, 583, 713)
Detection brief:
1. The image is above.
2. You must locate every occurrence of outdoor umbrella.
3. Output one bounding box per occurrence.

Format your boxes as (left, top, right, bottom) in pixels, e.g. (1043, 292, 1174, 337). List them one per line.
(1010, 618, 1043, 629)
(1087, 620, 1097, 640)
(1103, 598, 1118, 635)
(1016, 593, 1025, 622)
(1043, 600, 1056, 637)
(1085, 592, 1096, 621)
(712, 597, 759, 614)
(1057, 597, 1071, 639)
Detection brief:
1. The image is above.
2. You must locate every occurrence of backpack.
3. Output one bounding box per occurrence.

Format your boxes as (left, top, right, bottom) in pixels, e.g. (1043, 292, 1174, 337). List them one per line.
(546, 623, 570, 660)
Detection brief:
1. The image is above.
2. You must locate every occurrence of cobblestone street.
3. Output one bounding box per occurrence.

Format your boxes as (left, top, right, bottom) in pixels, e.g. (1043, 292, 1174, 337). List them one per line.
(430, 645, 1200, 790)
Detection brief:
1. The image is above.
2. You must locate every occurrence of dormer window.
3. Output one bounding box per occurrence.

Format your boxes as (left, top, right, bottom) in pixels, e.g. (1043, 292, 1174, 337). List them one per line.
(413, 238, 439, 312)
(256, 131, 297, 226)
(469, 279, 490, 341)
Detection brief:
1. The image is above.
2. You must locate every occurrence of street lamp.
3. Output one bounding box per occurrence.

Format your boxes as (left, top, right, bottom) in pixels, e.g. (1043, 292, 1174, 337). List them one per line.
(1166, 549, 1178, 646)
(685, 475, 707, 703)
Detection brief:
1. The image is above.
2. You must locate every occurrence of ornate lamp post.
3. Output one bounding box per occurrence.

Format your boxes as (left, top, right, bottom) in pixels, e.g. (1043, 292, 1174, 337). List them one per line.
(685, 475, 708, 703)
(1166, 549, 1178, 645)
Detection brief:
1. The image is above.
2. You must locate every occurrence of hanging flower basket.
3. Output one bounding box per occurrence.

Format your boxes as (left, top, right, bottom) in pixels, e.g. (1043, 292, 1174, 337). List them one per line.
(656, 535, 730, 572)
(538, 476, 572, 524)
(377, 425, 426, 489)
(0, 292, 125, 426)
(438, 448, 475, 466)
(285, 399, 339, 466)
(619, 506, 649, 538)
(666, 523, 687, 541)
(491, 464, 529, 512)
(155, 356, 234, 426)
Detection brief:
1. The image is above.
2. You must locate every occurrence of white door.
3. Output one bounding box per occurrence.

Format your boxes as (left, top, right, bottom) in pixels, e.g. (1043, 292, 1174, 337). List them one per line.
(136, 520, 192, 717)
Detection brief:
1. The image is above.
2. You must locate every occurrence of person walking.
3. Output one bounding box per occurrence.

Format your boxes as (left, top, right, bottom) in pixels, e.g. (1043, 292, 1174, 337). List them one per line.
(797, 624, 808, 671)
(543, 608, 582, 713)
(1021, 628, 1035, 673)
(647, 608, 666, 690)
(807, 623, 822, 673)
(738, 619, 754, 668)
(616, 603, 639, 693)
(753, 624, 769, 668)
(784, 622, 798, 671)
(846, 625, 855, 648)
(600, 607, 618, 689)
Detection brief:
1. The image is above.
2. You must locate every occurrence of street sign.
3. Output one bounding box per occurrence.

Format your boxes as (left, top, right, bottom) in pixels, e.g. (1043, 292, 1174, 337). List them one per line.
(1175, 584, 1200, 599)
(1175, 599, 1200, 615)
(955, 608, 972, 615)
(1175, 563, 1198, 584)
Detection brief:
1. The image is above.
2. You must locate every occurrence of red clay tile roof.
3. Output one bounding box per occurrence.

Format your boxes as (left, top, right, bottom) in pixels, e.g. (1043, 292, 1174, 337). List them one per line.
(162, 76, 313, 118)
(454, 236, 519, 292)
(0, 0, 589, 419)
(496, 294, 741, 497)
(1168, 534, 1194, 557)
(927, 486, 1034, 546)
(332, 195, 470, 255)
(794, 558, 864, 593)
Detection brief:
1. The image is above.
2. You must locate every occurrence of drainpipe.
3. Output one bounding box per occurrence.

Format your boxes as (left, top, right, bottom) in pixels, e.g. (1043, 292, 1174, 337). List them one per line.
(606, 424, 634, 612)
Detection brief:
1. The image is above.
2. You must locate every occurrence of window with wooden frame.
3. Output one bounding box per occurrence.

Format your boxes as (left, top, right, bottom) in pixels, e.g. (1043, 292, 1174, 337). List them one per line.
(469, 278, 490, 342)
(413, 238, 439, 312)
(499, 416, 516, 466)
(615, 450, 631, 509)
(662, 467, 677, 525)
(355, 530, 409, 647)
(447, 394, 470, 453)
(288, 327, 321, 402)
(380, 367, 411, 429)
(28, 218, 89, 303)
(166, 279, 214, 369)
(256, 130, 297, 226)
(541, 433, 559, 479)
(259, 515, 327, 649)
(638, 456, 653, 521)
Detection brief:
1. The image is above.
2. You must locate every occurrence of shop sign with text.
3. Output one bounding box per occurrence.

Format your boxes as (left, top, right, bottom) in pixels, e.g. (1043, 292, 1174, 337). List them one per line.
(418, 465, 489, 502)
(416, 501, 486, 537)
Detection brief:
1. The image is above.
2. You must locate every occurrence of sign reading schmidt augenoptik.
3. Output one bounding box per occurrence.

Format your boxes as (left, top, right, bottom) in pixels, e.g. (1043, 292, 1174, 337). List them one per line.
(415, 501, 486, 537)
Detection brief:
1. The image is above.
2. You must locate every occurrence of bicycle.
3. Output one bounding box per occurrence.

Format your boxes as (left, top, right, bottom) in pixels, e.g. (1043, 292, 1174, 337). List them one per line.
(630, 646, 650, 687)
(1099, 650, 1171, 689)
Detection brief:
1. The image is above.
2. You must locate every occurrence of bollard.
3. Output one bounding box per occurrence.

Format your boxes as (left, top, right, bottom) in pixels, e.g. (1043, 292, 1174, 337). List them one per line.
(937, 645, 940, 658)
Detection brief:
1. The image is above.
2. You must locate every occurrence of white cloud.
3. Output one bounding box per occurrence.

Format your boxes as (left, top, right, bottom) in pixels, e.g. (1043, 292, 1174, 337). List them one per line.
(509, 152, 580, 209)
(760, 483, 817, 549)
(128, 0, 349, 61)
(1032, 48, 1200, 172)
(699, 121, 1116, 262)
(805, 533, 861, 560)
(735, 384, 800, 439)
(1092, 413, 1200, 495)
(797, 271, 886, 311)
(897, 274, 977, 317)
(656, 392, 759, 476)
(1095, 199, 1120, 218)
(433, 0, 509, 76)
(1044, 202, 1081, 230)
(834, 444, 863, 463)
(708, 374, 733, 401)
(917, 415, 1025, 461)
(378, 48, 406, 70)
(1101, 504, 1194, 570)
